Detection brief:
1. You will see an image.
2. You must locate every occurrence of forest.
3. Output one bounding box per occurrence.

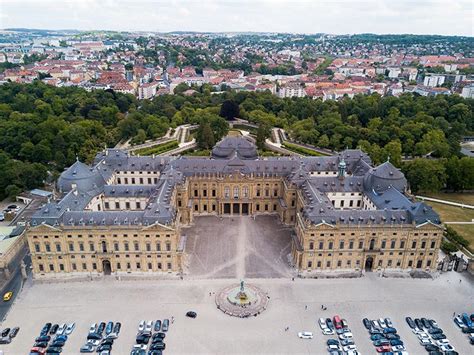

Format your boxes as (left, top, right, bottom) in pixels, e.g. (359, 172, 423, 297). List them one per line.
(0, 81, 473, 199)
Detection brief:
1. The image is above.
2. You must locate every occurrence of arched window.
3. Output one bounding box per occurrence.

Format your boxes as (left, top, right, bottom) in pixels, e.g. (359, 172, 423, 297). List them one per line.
(233, 186, 239, 198)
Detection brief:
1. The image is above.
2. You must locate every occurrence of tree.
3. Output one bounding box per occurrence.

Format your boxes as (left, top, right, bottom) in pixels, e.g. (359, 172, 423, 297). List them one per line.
(256, 124, 270, 150)
(219, 100, 240, 120)
(5, 185, 21, 200)
(317, 134, 330, 148)
(402, 159, 446, 193)
(382, 141, 402, 167)
(196, 120, 215, 149)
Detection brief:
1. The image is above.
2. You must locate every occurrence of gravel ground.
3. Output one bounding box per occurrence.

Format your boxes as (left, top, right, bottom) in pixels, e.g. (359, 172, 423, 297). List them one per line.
(0, 271, 472, 355)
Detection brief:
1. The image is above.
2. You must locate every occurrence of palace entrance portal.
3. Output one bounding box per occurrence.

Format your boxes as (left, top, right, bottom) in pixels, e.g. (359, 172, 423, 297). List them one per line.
(102, 259, 112, 275)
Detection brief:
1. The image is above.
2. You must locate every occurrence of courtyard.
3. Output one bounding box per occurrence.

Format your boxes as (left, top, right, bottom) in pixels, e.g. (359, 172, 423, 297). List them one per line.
(0, 272, 472, 354)
(183, 215, 294, 279)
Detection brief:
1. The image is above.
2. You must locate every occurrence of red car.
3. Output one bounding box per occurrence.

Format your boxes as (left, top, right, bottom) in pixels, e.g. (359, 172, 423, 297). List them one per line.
(333, 315, 342, 329)
(29, 347, 46, 355)
(376, 345, 392, 353)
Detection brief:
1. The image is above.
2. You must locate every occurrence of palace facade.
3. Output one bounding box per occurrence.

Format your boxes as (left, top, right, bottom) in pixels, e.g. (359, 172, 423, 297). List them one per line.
(26, 137, 442, 277)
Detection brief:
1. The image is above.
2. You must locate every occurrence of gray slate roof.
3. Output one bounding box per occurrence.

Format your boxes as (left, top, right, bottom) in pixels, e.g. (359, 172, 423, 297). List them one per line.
(31, 139, 440, 229)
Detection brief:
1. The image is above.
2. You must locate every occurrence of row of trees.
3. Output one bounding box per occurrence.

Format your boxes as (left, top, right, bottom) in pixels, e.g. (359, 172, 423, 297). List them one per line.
(402, 156, 474, 194)
(0, 81, 472, 199)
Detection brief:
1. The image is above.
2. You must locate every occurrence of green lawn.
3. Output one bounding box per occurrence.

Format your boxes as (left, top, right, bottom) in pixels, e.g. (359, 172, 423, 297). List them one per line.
(423, 192, 474, 205)
(420, 199, 474, 252)
(134, 140, 179, 156)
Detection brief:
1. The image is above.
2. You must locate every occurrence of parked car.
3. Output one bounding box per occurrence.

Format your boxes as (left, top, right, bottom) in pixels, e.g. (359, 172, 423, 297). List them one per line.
(327, 339, 339, 346)
(326, 318, 335, 330)
(421, 318, 432, 329)
(429, 319, 439, 328)
(0, 337, 11, 344)
(9, 327, 19, 338)
(150, 342, 166, 350)
(145, 320, 154, 332)
(383, 327, 397, 334)
(30, 347, 47, 355)
(462, 313, 473, 327)
(333, 315, 343, 329)
(341, 319, 348, 328)
(162, 319, 169, 332)
(56, 323, 66, 335)
(1, 328, 10, 337)
(378, 318, 387, 328)
(97, 322, 106, 334)
(0, 212, 5, 221)
(415, 318, 424, 329)
(50, 324, 58, 335)
(138, 320, 146, 332)
(373, 339, 390, 346)
(376, 345, 391, 353)
(385, 333, 400, 340)
(385, 318, 393, 328)
(35, 335, 51, 343)
(454, 315, 465, 328)
(88, 323, 96, 334)
(65, 322, 75, 335)
(105, 321, 113, 334)
(298, 331, 313, 339)
(113, 322, 121, 335)
(80, 344, 94, 353)
(186, 311, 197, 318)
(405, 317, 416, 329)
(154, 320, 161, 332)
(362, 318, 371, 329)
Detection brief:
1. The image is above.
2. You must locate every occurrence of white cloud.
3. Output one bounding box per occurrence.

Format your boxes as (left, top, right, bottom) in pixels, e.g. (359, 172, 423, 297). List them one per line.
(0, 0, 472, 35)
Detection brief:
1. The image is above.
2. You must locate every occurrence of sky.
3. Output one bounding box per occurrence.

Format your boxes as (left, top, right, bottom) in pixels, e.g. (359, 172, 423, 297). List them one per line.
(0, 0, 472, 36)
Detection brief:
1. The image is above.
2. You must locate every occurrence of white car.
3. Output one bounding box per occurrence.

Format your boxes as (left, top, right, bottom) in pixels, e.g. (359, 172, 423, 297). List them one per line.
(89, 323, 97, 334)
(298, 331, 313, 339)
(87, 339, 100, 346)
(440, 344, 455, 352)
(57, 323, 67, 335)
(65, 322, 75, 335)
(132, 344, 147, 350)
(346, 351, 360, 355)
(339, 332, 353, 340)
(145, 320, 153, 332)
(436, 339, 450, 346)
(342, 344, 357, 352)
(419, 338, 432, 346)
(392, 345, 405, 351)
(379, 318, 387, 328)
(323, 328, 335, 335)
(372, 320, 380, 329)
(327, 344, 342, 351)
(138, 320, 145, 332)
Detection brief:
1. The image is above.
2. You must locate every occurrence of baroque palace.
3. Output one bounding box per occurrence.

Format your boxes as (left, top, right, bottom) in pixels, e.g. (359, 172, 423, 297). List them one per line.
(26, 137, 442, 277)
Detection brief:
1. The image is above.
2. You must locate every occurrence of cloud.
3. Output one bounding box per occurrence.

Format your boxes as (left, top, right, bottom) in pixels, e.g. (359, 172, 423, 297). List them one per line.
(0, 0, 472, 36)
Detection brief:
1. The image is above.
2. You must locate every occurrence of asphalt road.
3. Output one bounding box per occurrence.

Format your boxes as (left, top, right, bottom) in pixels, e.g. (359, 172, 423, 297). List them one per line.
(0, 254, 31, 322)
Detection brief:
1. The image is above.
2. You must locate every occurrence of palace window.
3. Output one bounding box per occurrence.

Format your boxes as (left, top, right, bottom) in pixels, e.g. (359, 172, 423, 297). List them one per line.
(381, 240, 386, 249)
(430, 240, 436, 249)
(309, 241, 314, 250)
(55, 243, 62, 252)
(233, 186, 239, 198)
(224, 186, 230, 198)
(45, 243, 51, 252)
(243, 186, 249, 198)
(34, 243, 40, 252)
(400, 240, 405, 248)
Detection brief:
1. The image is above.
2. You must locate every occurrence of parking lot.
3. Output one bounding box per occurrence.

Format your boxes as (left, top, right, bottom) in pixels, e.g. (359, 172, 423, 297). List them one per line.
(184, 215, 293, 278)
(0, 270, 472, 354)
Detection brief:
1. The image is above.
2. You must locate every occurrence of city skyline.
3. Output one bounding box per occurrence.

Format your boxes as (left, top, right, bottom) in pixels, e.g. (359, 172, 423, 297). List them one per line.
(1, 0, 472, 36)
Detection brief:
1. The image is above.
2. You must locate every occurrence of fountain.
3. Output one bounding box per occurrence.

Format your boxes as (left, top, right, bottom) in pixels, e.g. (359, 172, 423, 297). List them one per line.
(215, 280, 269, 317)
